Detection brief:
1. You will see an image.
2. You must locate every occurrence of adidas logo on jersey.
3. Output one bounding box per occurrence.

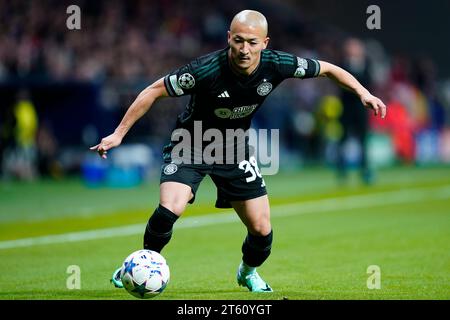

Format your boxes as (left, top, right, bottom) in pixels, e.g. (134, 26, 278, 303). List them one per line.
(218, 91, 230, 98)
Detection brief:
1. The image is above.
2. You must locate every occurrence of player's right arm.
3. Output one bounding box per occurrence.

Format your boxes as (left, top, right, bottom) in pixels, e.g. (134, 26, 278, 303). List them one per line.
(90, 77, 168, 159)
(317, 61, 386, 118)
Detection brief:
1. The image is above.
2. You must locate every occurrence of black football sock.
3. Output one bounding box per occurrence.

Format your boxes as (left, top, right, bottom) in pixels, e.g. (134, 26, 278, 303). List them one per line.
(241, 230, 273, 267)
(143, 205, 179, 253)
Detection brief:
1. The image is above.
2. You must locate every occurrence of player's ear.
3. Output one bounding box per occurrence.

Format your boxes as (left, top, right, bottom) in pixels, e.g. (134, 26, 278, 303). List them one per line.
(262, 37, 270, 49)
(227, 31, 231, 45)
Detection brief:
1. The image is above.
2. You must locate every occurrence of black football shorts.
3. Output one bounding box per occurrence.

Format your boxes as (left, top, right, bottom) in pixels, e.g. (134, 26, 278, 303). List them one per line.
(159, 157, 267, 209)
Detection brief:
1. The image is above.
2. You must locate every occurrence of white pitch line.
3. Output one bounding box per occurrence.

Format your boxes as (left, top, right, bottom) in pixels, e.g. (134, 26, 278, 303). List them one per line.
(0, 185, 449, 250)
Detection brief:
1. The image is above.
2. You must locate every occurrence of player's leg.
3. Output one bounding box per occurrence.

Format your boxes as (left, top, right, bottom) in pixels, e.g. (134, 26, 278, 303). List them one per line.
(112, 163, 205, 288)
(210, 156, 272, 292)
(112, 182, 192, 288)
(145, 162, 205, 253)
(232, 195, 274, 292)
(143, 181, 192, 252)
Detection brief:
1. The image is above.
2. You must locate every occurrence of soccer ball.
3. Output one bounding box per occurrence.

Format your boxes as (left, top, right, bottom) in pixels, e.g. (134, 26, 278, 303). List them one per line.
(120, 249, 170, 299)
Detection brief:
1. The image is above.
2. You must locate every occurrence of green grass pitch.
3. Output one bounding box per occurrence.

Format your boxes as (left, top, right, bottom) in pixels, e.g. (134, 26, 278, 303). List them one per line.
(0, 166, 449, 300)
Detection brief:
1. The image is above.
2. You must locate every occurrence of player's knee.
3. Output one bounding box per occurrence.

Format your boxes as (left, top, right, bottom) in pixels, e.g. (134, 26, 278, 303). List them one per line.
(159, 201, 186, 216)
(248, 218, 271, 237)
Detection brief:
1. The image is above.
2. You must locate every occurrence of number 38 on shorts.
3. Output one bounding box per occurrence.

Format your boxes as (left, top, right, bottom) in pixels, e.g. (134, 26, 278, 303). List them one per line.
(239, 156, 265, 186)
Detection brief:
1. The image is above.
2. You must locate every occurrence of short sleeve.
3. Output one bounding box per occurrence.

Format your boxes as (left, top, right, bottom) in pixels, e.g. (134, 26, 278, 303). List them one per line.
(292, 57, 321, 79)
(163, 64, 198, 97)
(273, 51, 321, 80)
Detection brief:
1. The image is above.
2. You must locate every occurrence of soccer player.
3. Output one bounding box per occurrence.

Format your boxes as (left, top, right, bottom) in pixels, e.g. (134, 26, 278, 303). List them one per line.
(91, 10, 386, 292)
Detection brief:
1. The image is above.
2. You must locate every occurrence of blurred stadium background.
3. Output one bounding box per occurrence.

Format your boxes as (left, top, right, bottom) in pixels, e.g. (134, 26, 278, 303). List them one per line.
(0, 0, 449, 300)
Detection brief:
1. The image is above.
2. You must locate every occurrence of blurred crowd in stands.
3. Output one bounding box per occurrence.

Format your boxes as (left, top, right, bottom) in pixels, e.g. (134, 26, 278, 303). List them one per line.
(1, 0, 450, 181)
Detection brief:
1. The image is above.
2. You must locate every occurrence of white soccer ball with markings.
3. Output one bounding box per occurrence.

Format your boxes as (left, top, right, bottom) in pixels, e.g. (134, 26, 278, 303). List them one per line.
(120, 249, 170, 299)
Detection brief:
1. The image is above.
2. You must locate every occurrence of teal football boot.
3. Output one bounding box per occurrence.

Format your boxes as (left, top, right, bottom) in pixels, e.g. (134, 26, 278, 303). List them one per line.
(110, 267, 123, 288)
(237, 269, 273, 292)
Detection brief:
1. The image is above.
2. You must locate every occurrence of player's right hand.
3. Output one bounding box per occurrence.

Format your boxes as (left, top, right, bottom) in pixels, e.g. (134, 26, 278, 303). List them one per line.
(90, 133, 123, 159)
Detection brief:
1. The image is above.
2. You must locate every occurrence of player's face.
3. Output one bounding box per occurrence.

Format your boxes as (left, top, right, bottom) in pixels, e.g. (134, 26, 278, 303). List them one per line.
(228, 23, 269, 75)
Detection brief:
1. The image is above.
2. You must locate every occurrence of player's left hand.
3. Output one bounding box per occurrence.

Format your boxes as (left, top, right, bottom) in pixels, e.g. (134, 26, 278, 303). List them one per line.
(361, 94, 387, 119)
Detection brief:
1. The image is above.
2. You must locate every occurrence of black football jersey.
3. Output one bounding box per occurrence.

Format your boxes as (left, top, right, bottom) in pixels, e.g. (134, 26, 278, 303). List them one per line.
(162, 47, 320, 163)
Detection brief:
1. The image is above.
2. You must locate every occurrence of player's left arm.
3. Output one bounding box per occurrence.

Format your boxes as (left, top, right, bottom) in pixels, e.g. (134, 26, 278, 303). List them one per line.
(318, 60, 387, 118)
